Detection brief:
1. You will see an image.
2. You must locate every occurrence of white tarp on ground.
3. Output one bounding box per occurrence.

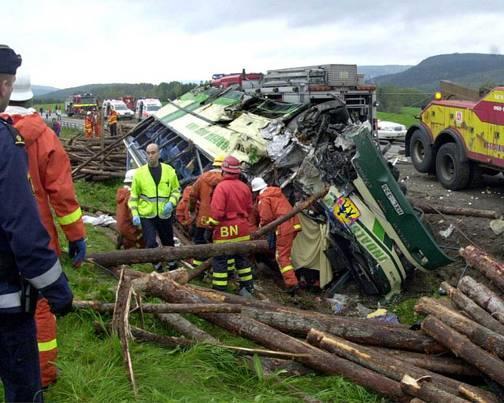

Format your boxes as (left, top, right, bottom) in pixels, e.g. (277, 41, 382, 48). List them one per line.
(292, 213, 333, 288)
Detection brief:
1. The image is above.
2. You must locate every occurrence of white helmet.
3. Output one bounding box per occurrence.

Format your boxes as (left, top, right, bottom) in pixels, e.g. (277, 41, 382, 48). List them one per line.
(251, 177, 267, 192)
(124, 168, 137, 184)
(11, 66, 33, 102)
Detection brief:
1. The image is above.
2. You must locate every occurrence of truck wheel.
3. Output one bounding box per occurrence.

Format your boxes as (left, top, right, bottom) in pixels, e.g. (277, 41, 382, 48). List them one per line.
(410, 130, 434, 173)
(435, 143, 471, 190)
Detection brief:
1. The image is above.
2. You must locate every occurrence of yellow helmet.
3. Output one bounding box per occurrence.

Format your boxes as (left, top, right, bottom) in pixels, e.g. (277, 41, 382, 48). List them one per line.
(213, 154, 226, 167)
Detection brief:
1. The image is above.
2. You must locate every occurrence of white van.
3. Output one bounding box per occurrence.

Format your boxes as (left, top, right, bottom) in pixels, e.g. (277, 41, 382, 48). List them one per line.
(135, 98, 162, 120)
(103, 99, 134, 120)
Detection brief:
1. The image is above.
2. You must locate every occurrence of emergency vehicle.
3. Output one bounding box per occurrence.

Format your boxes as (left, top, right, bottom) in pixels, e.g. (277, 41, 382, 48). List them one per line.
(64, 93, 97, 117)
(102, 99, 134, 120)
(135, 98, 162, 120)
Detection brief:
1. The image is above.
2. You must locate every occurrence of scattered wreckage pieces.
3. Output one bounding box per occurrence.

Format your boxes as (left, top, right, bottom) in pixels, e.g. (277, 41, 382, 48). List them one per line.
(422, 316, 504, 387)
(415, 297, 504, 359)
(87, 240, 269, 267)
(305, 329, 492, 400)
(458, 276, 504, 325)
(144, 275, 409, 402)
(441, 282, 504, 337)
(459, 246, 504, 293)
(410, 200, 499, 219)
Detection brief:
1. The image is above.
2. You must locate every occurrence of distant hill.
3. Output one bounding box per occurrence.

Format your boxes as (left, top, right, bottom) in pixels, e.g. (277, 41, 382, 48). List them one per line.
(358, 65, 411, 80)
(32, 85, 60, 97)
(36, 81, 198, 102)
(372, 53, 504, 89)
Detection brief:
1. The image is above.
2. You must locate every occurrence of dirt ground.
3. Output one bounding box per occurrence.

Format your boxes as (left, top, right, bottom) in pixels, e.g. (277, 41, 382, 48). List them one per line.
(253, 158, 504, 317)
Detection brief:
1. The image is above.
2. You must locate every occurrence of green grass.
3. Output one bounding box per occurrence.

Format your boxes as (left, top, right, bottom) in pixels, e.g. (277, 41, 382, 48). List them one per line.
(33, 102, 64, 112)
(377, 107, 421, 128)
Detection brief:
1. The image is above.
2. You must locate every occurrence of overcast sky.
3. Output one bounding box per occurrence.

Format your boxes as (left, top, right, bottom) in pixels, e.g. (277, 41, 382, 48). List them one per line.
(3, 0, 504, 88)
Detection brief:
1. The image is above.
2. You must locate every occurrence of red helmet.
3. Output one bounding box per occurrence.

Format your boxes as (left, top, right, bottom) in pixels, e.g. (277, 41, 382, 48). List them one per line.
(221, 155, 241, 174)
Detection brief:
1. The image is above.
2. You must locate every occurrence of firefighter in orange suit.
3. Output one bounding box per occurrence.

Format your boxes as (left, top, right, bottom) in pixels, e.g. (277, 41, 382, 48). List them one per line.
(176, 184, 194, 230)
(189, 154, 224, 264)
(209, 156, 254, 297)
(116, 169, 144, 249)
(251, 177, 301, 289)
(4, 69, 86, 388)
(84, 111, 93, 138)
(108, 109, 118, 136)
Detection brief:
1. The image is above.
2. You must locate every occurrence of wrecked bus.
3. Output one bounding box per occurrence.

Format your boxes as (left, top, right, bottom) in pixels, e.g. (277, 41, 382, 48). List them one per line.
(124, 84, 451, 299)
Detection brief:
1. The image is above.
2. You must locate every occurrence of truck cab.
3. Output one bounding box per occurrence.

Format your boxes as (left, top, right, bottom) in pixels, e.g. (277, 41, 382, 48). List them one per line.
(406, 86, 504, 190)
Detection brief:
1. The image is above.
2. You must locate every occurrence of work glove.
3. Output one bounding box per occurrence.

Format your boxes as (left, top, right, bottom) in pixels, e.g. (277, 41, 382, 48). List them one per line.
(132, 216, 141, 227)
(41, 272, 74, 317)
(163, 202, 174, 218)
(69, 238, 87, 267)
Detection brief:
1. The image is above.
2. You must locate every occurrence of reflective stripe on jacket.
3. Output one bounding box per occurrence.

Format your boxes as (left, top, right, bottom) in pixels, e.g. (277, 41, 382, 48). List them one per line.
(7, 110, 86, 254)
(128, 163, 181, 219)
(257, 186, 301, 237)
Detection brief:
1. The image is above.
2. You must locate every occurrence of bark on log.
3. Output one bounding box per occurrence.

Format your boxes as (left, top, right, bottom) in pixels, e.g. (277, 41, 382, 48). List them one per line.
(422, 315, 504, 387)
(459, 246, 504, 293)
(88, 240, 269, 267)
(441, 282, 504, 337)
(74, 300, 242, 314)
(410, 200, 499, 219)
(251, 187, 329, 239)
(306, 329, 493, 401)
(415, 297, 504, 358)
(400, 374, 470, 403)
(145, 275, 409, 401)
(187, 259, 212, 281)
(458, 276, 504, 325)
(372, 347, 481, 378)
(457, 385, 492, 403)
(156, 313, 218, 343)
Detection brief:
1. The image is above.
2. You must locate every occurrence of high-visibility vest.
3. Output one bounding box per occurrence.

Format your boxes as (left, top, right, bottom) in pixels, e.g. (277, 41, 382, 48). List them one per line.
(128, 163, 181, 219)
(108, 111, 117, 125)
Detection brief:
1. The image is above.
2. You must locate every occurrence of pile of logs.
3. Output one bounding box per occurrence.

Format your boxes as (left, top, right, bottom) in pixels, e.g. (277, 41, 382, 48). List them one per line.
(63, 131, 127, 181)
(75, 245, 504, 402)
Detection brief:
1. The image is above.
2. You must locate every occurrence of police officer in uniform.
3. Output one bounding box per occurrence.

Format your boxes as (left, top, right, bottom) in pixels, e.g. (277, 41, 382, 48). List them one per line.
(0, 45, 73, 402)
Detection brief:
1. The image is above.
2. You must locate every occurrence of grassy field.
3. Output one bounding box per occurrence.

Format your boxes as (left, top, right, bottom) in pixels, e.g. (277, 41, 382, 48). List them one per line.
(33, 102, 64, 112)
(377, 107, 421, 128)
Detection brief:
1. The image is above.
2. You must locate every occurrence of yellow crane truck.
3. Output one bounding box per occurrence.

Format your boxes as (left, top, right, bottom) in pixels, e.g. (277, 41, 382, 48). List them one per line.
(405, 86, 504, 190)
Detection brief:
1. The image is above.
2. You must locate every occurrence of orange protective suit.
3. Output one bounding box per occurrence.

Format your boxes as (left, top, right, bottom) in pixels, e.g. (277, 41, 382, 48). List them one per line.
(116, 186, 145, 249)
(84, 115, 93, 138)
(7, 109, 85, 387)
(189, 170, 222, 229)
(176, 185, 194, 228)
(257, 186, 301, 288)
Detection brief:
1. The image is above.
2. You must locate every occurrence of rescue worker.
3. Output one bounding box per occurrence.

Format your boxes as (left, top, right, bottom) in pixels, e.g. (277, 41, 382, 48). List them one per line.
(84, 111, 93, 138)
(251, 177, 301, 290)
(108, 108, 118, 136)
(209, 156, 254, 296)
(176, 184, 194, 230)
(0, 44, 73, 403)
(116, 169, 144, 249)
(4, 67, 87, 388)
(128, 143, 181, 271)
(188, 154, 224, 265)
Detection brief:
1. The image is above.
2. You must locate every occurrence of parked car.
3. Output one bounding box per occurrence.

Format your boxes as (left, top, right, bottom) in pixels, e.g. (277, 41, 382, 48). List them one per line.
(377, 120, 407, 140)
(103, 99, 134, 120)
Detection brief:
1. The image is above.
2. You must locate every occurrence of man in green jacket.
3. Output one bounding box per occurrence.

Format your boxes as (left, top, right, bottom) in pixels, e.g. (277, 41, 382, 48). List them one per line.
(128, 143, 181, 271)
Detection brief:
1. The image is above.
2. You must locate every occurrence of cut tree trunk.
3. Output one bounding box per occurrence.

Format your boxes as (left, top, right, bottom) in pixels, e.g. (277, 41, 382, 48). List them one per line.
(459, 246, 504, 293)
(156, 313, 218, 344)
(372, 347, 480, 378)
(415, 297, 504, 358)
(88, 240, 269, 267)
(400, 374, 470, 403)
(74, 300, 242, 314)
(144, 275, 409, 402)
(410, 200, 499, 219)
(441, 281, 504, 336)
(458, 276, 504, 324)
(306, 329, 494, 401)
(422, 315, 504, 387)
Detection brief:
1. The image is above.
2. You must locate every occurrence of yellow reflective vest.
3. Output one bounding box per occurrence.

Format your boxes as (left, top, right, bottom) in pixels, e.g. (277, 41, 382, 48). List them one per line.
(128, 163, 181, 219)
